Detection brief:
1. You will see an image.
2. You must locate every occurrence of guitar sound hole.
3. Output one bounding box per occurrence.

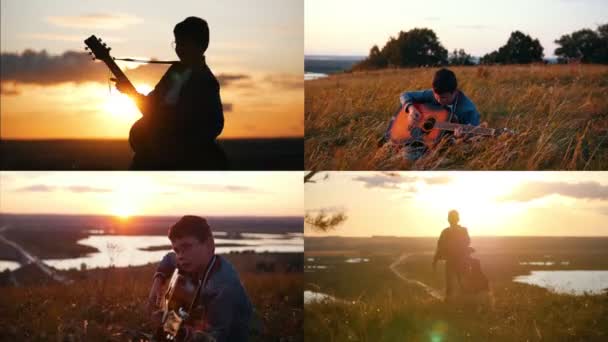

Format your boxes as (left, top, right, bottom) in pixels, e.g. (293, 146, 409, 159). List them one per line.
(422, 118, 436, 131)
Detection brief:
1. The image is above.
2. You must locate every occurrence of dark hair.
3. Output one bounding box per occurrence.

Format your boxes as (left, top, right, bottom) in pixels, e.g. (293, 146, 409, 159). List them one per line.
(168, 215, 213, 243)
(448, 210, 460, 223)
(432, 68, 458, 94)
(174, 17, 210, 53)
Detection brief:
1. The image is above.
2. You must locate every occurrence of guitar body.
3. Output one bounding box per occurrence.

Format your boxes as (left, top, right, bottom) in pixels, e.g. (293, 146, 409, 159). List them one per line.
(129, 117, 154, 153)
(388, 103, 453, 148)
(154, 269, 198, 341)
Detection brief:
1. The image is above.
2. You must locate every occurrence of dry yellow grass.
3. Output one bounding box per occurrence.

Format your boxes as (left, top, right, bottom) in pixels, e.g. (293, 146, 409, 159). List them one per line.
(305, 65, 608, 170)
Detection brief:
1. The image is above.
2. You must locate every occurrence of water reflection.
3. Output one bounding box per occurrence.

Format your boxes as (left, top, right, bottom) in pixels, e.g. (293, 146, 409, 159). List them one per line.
(0, 260, 21, 272)
(304, 72, 328, 81)
(42, 234, 303, 270)
(513, 270, 608, 295)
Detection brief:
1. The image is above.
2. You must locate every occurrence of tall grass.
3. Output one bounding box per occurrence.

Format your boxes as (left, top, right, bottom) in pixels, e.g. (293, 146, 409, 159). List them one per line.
(305, 65, 608, 170)
(0, 258, 303, 341)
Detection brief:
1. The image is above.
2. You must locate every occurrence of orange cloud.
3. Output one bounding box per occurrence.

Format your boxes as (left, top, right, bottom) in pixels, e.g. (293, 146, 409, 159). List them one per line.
(0, 50, 252, 92)
(46, 13, 143, 30)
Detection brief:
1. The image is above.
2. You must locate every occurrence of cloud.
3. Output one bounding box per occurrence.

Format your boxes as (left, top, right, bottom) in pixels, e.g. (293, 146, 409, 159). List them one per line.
(16, 185, 56, 192)
(217, 74, 250, 86)
(168, 182, 262, 194)
(46, 13, 143, 30)
(0, 50, 252, 93)
(499, 181, 608, 202)
(352, 172, 452, 189)
(19, 33, 125, 43)
(66, 186, 112, 193)
(0, 82, 20, 95)
(15, 184, 112, 193)
(263, 73, 303, 90)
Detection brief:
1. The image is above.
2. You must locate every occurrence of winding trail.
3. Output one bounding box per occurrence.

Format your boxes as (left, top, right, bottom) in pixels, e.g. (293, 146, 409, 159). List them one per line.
(389, 252, 443, 300)
(0, 225, 72, 284)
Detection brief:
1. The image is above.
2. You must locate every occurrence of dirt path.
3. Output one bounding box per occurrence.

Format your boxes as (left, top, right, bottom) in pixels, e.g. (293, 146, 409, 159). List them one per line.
(0, 225, 72, 285)
(389, 252, 444, 300)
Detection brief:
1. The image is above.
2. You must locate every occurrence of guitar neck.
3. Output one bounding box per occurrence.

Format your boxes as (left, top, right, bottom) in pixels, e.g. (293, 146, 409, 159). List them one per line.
(102, 57, 136, 93)
(434, 122, 495, 136)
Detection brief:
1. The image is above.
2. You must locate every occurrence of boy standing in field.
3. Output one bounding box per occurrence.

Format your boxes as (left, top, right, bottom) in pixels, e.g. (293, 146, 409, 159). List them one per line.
(147, 215, 253, 341)
(385, 68, 482, 160)
(433, 210, 471, 301)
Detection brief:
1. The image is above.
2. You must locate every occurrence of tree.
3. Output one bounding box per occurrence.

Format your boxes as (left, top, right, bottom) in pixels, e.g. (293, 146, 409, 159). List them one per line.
(353, 28, 448, 70)
(554, 24, 608, 64)
(352, 45, 387, 70)
(449, 49, 475, 65)
(481, 31, 544, 64)
(304, 172, 347, 232)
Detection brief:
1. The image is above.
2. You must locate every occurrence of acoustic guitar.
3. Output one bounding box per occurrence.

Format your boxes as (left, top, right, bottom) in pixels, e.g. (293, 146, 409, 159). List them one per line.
(154, 268, 199, 341)
(387, 103, 513, 148)
(83, 35, 170, 155)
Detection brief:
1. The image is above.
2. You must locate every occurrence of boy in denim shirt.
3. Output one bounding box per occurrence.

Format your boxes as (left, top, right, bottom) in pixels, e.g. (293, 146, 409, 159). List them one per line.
(147, 216, 252, 341)
(385, 68, 481, 160)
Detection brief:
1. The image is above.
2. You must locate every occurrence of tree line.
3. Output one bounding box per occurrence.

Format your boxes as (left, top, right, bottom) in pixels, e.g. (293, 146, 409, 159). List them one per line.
(353, 24, 608, 70)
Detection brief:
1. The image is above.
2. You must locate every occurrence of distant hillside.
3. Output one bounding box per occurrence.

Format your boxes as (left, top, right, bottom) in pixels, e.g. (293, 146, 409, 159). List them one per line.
(0, 213, 304, 235)
(305, 55, 365, 74)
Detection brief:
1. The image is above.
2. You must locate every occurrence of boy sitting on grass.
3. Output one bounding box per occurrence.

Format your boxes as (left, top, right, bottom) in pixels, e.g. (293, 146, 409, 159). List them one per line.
(147, 215, 253, 341)
(384, 68, 482, 160)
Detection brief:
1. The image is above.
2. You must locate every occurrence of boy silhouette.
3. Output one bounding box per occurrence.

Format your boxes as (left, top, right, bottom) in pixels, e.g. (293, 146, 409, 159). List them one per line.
(114, 17, 227, 170)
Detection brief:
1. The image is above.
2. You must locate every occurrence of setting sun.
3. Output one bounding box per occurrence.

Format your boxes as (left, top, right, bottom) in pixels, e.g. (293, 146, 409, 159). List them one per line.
(102, 84, 153, 123)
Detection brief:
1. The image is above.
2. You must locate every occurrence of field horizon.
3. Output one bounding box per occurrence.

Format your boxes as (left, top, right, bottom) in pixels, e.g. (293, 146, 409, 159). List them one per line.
(0, 137, 303, 170)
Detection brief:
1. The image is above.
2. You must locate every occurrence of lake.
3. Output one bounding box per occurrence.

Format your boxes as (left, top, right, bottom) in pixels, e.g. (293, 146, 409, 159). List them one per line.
(305, 72, 328, 81)
(36, 233, 303, 270)
(0, 260, 21, 272)
(513, 270, 608, 295)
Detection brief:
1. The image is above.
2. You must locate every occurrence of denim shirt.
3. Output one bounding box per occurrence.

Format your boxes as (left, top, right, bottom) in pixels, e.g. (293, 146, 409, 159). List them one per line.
(399, 89, 480, 126)
(155, 252, 253, 342)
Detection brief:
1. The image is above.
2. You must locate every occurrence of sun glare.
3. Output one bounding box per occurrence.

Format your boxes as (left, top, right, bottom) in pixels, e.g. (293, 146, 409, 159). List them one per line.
(102, 84, 153, 123)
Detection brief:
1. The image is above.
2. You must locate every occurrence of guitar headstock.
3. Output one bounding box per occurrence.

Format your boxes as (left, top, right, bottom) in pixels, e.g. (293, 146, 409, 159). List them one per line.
(84, 35, 112, 62)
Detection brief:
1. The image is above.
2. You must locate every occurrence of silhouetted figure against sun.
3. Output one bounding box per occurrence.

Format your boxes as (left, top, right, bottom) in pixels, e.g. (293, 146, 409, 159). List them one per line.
(114, 17, 227, 170)
(433, 209, 471, 300)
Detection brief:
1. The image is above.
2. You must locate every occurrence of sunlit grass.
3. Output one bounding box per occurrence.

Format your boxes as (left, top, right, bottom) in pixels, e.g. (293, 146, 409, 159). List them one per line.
(305, 65, 608, 170)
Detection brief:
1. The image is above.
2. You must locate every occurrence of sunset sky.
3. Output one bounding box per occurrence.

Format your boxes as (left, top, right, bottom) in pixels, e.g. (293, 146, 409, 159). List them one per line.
(306, 0, 607, 57)
(0, 172, 303, 217)
(306, 172, 608, 237)
(0, 0, 303, 139)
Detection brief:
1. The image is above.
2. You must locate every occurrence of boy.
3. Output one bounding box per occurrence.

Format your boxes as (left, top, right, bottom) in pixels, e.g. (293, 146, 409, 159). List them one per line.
(147, 215, 253, 341)
(432, 210, 471, 300)
(386, 68, 481, 160)
(114, 17, 227, 170)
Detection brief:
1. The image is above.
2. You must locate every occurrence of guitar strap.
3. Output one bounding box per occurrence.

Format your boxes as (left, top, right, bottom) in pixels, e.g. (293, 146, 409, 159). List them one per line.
(448, 91, 460, 123)
(187, 255, 218, 314)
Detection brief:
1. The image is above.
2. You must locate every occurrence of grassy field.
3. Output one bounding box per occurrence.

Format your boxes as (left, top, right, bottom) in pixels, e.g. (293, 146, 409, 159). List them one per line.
(304, 236, 608, 341)
(0, 253, 303, 341)
(305, 65, 608, 170)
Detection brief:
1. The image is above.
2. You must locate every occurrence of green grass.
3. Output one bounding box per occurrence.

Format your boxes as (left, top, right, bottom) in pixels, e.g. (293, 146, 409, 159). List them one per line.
(305, 65, 608, 170)
(305, 237, 608, 341)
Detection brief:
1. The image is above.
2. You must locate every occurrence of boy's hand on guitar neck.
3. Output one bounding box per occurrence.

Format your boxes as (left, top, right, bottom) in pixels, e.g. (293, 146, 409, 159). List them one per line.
(110, 77, 137, 97)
